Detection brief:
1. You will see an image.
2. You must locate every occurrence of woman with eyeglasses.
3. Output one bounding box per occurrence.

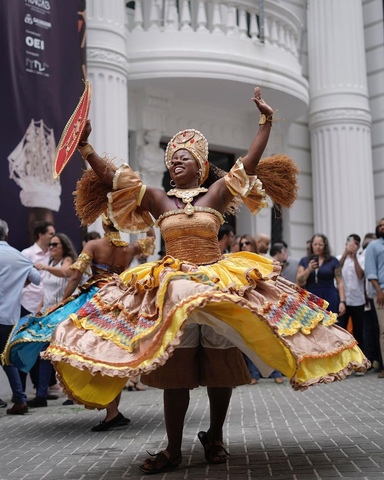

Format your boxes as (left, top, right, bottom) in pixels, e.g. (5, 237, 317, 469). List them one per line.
(239, 234, 257, 253)
(34, 233, 78, 310)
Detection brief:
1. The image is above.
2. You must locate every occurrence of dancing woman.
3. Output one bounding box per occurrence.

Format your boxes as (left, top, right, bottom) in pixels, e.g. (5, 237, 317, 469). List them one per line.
(44, 87, 368, 474)
(4, 215, 154, 373)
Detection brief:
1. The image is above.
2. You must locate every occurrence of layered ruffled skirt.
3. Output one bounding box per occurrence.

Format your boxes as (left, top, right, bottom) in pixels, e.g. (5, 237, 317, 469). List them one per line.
(43, 252, 368, 408)
(3, 286, 99, 373)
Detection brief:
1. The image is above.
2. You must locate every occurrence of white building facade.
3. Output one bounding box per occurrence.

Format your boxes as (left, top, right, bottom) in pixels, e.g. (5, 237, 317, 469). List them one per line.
(85, 0, 384, 259)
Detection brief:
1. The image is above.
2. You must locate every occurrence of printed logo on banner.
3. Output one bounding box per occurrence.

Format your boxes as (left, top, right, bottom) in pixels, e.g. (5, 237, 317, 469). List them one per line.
(26, 36, 45, 50)
(0, 0, 86, 250)
(25, 14, 52, 29)
(25, 0, 51, 12)
(24, 0, 51, 77)
(26, 58, 49, 75)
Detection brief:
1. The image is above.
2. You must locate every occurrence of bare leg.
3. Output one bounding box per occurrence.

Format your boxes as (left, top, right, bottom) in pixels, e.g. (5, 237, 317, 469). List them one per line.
(197, 387, 232, 464)
(103, 392, 121, 422)
(164, 388, 190, 457)
(139, 388, 188, 473)
(207, 387, 232, 441)
(91, 391, 129, 432)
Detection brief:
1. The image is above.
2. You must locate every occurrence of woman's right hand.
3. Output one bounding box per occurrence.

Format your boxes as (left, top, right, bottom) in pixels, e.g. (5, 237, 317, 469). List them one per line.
(252, 87, 274, 117)
(79, 119, 92, 144)
(308, 258, 318, 271)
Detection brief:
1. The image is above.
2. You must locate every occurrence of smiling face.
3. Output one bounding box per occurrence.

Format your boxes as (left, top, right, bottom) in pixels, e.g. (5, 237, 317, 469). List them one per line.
(48, 236, 64, 260)
(169, 149, 200, 188)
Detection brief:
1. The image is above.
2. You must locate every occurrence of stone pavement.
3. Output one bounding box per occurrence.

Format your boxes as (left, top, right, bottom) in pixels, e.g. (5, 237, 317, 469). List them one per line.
(1, 370, 384, 480)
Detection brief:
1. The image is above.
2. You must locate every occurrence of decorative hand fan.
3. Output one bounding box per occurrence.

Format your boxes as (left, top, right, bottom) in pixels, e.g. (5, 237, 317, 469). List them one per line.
(53, 79, 92, 179)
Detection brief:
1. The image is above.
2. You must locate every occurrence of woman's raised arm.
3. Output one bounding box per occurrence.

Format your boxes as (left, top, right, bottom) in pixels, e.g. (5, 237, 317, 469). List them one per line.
(241, 87, 274, 174)
(77, 120, 116, 185)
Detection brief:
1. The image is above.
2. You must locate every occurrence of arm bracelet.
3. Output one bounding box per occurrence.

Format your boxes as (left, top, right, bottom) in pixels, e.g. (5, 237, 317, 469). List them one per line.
(137, 237, 155, 256)
(78, 143, 95, 161)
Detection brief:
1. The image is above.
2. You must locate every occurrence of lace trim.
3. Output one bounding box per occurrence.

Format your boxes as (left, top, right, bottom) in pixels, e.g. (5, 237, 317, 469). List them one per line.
(155, 206, 224, 227)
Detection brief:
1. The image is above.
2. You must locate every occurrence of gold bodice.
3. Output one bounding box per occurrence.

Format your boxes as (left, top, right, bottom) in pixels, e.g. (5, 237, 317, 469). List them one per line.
(158, 209, 223, 265)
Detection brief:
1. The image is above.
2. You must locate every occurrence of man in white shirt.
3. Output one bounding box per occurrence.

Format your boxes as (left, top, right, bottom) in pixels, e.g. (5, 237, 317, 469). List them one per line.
(338, 234, 366, 355)
(19, 221, 55, 394)
(21, 221, 55, 316)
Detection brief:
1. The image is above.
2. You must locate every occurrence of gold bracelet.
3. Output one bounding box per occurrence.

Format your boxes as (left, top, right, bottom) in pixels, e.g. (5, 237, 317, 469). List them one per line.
(137, 237, 155, 256)
(78, 143, 95, 160)
(259, 113, 273, 126)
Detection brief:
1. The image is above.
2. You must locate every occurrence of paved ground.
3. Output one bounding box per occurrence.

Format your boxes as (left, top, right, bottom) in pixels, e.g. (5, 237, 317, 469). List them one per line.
(1, 370, 384, 480)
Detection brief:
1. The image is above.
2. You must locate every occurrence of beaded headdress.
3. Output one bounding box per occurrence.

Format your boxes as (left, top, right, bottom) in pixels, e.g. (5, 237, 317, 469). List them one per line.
(165, 129, 209, 184)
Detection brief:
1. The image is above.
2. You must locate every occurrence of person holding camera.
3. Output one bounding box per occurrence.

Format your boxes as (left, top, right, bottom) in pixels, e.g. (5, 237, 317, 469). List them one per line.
(337, 234, 366, 355)
(296, 233, 346, 317)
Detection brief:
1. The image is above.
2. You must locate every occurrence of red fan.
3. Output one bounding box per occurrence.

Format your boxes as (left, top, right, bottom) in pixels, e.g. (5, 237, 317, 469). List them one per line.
(53, 79, 92, 179)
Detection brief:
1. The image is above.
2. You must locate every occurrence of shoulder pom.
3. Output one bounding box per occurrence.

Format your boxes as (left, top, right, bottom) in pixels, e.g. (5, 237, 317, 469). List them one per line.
(255, 155, 299, 208)
(74, 160, 117, 226)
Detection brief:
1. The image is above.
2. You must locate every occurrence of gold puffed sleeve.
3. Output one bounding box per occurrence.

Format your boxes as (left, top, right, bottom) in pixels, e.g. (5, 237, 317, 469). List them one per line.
(70, 252, 94, 276)
(224, 158, 268, 215)
(107, 165, 154, 233)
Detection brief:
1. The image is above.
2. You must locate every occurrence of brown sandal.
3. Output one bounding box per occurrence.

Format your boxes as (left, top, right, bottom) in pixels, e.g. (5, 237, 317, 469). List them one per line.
(139, 449, 182, 474)
(198, 431, 230, 464)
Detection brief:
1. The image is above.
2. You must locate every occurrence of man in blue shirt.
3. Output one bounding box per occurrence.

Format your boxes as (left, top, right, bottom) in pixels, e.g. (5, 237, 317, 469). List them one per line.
(365, 218, 384, 379)
(0, 219, 41, 414)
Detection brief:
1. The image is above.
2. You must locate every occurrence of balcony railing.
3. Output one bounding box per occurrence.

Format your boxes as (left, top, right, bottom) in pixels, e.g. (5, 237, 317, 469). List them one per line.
(126, 0, 300, 59)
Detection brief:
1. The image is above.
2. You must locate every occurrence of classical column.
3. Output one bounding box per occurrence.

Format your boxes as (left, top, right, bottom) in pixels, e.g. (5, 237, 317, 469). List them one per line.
(307, 0, 375, 253)
(85, 0, 129, 233)
(86, 0, 129, 160)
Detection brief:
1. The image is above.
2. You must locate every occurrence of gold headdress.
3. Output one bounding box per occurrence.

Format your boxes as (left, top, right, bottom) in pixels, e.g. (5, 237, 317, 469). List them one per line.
(165, 129, 209, 184)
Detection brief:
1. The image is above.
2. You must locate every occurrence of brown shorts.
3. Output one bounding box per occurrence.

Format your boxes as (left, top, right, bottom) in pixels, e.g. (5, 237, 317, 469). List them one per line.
(142, 324, 251, 389)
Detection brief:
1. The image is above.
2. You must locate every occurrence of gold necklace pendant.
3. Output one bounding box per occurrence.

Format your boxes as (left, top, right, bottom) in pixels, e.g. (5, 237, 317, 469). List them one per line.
(167, 187, 208, 216)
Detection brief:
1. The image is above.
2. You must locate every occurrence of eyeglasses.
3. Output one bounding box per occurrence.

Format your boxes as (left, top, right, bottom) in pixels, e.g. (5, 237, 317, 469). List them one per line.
(49, 242, 60, 248)
(240, 241, 251, 247)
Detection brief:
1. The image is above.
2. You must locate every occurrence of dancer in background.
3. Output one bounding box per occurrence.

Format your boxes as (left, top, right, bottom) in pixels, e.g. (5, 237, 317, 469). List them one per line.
(4, 215, 154, 429)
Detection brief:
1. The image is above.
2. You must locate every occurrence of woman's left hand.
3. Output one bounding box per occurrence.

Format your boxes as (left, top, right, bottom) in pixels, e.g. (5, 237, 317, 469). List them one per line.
(252, 87, 274, 117)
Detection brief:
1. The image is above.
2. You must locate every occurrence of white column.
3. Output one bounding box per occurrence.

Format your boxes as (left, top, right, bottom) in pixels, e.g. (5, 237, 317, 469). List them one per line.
(85, 0, 129, 234)
(86, 0, 129, 161)
(307, 0, 375, 254)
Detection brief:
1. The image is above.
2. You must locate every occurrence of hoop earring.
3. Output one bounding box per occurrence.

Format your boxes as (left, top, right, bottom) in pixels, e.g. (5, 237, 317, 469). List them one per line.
(170, 180, 176, 187)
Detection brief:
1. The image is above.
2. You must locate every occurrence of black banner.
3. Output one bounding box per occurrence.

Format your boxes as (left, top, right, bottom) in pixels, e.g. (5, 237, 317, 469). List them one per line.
(0, 0, 86, 251)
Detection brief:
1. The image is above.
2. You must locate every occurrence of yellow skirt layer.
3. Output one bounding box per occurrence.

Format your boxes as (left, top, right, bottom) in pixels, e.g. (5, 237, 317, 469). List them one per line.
(44, 252, 368, 408)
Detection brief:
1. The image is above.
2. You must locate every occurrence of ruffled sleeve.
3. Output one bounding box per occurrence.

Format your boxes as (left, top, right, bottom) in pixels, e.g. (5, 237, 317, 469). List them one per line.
(107, 165, 154, 233)
(224, 158, 268, 215)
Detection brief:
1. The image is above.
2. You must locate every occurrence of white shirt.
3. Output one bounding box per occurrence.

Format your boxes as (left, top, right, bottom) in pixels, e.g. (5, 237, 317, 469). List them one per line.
(341, 255, 365, 306)
(21, 243, 50, 314)
(42, 259, 69, 312)
(0, 241, 41, 325)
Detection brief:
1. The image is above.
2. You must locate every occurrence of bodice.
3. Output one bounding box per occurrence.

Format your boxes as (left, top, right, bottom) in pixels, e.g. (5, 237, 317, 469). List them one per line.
(158, 209, 223, 265)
